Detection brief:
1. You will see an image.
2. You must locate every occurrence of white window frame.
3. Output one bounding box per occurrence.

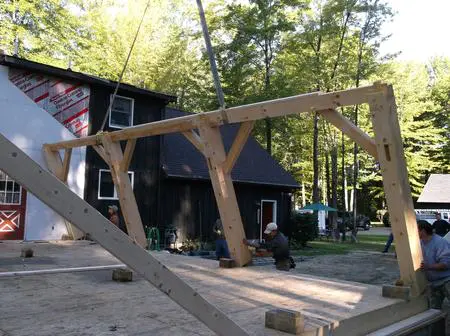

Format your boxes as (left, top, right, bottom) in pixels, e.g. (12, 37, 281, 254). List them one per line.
(0, 170, 22, 205)
(97, 169, 134, 200)
(260, 199, 277, 240)
(108, 95, 134, 129)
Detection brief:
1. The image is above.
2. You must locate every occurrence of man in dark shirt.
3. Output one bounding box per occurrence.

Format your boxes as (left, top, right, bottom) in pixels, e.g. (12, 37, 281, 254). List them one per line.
(433, 213, 450, 237)
(213, 219, 230, 260)
(244, 222, 295, 271)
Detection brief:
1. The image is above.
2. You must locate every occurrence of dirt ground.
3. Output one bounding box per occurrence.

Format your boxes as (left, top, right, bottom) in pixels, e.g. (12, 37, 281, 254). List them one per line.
(286, 251, 401, 285)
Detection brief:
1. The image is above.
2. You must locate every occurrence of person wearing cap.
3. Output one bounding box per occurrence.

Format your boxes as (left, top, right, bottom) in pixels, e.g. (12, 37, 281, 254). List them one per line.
(418, 220, 450, 309)
(243, 222, 295, 271)
(108, 205, 120, 228)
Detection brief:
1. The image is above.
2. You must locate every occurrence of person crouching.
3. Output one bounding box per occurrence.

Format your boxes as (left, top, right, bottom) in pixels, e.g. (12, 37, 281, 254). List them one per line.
(244, 222, 295, 271)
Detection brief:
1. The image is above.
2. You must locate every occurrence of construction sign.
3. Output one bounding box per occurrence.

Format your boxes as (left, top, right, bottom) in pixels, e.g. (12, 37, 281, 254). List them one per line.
(9, 68, 90, 137)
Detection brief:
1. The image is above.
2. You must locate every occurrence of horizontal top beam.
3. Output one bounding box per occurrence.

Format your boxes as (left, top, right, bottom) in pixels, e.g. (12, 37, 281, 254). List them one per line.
(45, 83, 385, 151)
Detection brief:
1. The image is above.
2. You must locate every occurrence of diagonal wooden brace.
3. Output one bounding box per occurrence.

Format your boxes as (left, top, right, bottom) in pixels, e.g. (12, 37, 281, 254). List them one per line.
(101, 135, 147, 248)
(197, 121, 252, 267)
(1, 134, 248, 336)
(223, 121, 255, 174)
(318, 109, 378, 160)
(42, 145, 83, 239)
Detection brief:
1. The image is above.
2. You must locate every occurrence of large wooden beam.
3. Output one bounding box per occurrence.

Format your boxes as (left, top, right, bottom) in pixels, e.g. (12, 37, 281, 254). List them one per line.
(369, 83, 427, 297)
(93, 145, 110, 165)
(61, 149, 72, 182)
(197, 120, 252, 267)
(45, 84, 384, 151)
(318, 109, 378, 160)
(182, 130, 205, 154)
(42, 145, 84, 239)
(223, 121, 255, 174)
(0, 134, 248, 336)
(120, 139, 137, 172)
(101, 135, 147, 248)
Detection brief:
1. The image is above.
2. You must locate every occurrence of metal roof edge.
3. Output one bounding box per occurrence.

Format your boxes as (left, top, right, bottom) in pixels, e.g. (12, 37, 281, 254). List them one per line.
(0, 55, 177, 102)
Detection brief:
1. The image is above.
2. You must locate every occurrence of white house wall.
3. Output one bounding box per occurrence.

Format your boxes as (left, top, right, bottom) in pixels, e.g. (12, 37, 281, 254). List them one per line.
(0, 65, 86, 240)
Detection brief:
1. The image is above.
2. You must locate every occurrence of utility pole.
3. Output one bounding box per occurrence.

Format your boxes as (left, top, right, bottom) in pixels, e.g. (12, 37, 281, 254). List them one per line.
(196, 0, 225, 109)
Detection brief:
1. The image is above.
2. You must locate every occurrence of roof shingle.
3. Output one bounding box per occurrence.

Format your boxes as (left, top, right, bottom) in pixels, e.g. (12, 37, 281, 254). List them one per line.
(162, 108, 299, 188)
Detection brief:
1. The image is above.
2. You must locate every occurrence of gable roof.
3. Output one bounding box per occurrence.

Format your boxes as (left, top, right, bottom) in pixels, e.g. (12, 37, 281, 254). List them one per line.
(161, 108, 300, 188)
(418, 174, 450, 204)
(0, 54, 177, 103)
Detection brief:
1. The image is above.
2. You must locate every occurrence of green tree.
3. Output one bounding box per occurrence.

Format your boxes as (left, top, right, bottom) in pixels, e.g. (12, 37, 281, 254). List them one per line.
(0, 0, 86, 67)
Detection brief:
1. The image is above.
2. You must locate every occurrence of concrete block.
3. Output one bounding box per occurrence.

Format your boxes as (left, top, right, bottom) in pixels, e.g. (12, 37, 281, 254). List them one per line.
(112, 268, 133, 282)
(382, 285, 411, 301)
(265, 308, 304, 335)
(219, 258, 235, 268)
(20, 248, 33, 258)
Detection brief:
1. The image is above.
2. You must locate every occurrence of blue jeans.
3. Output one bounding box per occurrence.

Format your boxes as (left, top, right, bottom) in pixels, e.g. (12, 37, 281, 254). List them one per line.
(215, 238, 230, 259)
(383, 233, 394, 252)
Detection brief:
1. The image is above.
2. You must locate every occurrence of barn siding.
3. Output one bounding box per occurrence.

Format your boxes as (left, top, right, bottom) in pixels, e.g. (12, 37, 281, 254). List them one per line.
(159, 178, 293, 244)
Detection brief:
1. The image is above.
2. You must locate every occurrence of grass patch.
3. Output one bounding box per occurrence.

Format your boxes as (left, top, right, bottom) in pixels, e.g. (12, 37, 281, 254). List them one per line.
(291, 234, 394, 256)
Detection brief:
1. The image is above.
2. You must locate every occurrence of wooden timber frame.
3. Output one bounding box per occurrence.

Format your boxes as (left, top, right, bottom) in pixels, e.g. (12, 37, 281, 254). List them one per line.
(0, 82, 428, 334)
(41, 82, 427, 295)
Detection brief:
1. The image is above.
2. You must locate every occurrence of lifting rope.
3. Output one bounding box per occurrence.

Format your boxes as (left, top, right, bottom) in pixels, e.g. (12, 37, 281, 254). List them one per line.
(98, 0, 226, 134)
(98, 0, 152, 133)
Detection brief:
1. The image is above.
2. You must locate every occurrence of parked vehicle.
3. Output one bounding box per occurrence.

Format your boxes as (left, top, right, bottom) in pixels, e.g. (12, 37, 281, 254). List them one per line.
(337, 211, 371, 231)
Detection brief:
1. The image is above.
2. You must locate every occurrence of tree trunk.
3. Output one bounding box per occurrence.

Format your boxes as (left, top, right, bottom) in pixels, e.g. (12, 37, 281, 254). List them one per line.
(266, 119, 272, 154)
(331, 142, 338, 240)
(341, 131, 346, 210)
(326, 150, 331, 205)
(302, 181, 306, 207)
(312, 112, 320, 203)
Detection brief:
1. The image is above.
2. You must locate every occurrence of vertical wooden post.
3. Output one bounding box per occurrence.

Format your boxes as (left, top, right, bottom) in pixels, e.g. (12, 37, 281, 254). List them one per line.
(197, 121, 252, 266)
(42, 146, 84, 239)
(369, 84, 427, 296)
(101, 135, 147, 248)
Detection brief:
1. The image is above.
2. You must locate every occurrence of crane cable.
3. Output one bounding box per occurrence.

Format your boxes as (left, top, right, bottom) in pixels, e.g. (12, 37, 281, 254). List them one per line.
(98, 0, 152, 133)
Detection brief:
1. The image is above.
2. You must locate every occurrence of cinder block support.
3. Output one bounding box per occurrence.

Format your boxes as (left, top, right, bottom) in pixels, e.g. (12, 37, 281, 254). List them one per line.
(369, 84, 427, 297)
(112, 268, 133, 282)
(20, 248, 33, 258)
(219, 258, 235, 268)
(265, 309, 304, 335)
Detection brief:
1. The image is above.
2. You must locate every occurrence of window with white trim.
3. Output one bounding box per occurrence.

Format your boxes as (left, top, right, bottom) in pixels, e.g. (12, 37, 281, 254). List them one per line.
(0, 170, 22, 205)
(109, 95, 134, 129)
(98, 169, 134, 200)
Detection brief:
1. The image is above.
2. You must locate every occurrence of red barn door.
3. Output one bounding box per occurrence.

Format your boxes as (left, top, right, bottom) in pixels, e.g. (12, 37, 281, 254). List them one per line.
(0, 170, 27, 240)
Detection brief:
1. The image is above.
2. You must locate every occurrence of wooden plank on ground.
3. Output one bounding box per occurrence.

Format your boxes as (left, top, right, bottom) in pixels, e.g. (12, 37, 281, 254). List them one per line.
(197, 120, 252, 267)
(0, 133, 248, 336)
(101, 135, 147, 248)
(369, 83, 427, 297)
